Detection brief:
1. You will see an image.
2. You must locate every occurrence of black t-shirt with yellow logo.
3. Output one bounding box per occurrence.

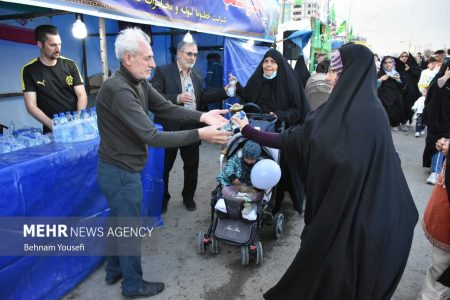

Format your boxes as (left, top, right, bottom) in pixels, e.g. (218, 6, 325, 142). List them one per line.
(21, 56, 84, 122)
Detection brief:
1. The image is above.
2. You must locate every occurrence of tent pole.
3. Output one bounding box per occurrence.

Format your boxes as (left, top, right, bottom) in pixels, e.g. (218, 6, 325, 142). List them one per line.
(80, 15, 89, 91)
(99, 17, 109, 82)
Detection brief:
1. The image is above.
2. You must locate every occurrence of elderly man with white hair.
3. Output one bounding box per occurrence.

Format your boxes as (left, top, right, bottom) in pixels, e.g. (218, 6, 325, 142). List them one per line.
(96, 27, 230, 298)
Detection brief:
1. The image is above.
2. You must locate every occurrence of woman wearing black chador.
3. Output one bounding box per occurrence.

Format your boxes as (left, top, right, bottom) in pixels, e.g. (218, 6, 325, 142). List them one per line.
(398, 51, 422, 129)
(235, 48, 310, 214)
(233, 44, 418, 300)
(377, 55, 405, 129)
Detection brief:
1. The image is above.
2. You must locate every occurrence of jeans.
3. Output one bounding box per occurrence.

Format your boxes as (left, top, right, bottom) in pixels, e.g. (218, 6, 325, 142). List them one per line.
(415, 114, 425, 133)
(430, 152, 444, 174)
(97, 159, 143, 293)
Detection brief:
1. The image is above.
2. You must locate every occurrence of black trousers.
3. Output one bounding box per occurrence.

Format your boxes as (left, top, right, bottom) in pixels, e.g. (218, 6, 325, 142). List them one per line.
(163, 142, 199, 205)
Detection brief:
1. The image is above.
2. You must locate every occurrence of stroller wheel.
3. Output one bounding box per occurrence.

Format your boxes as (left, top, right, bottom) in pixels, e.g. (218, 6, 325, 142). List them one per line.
(240, 245, 249, 265)
(272, 213, 284, 239)
(255, 241, 263, 265)
(210, 237, 219, 254)
(197, 231, 206, 254)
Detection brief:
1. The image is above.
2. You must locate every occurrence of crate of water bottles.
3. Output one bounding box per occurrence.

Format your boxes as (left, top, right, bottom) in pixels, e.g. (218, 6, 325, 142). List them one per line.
(52, 107, 98, 143)
(0, 125, 51, 154)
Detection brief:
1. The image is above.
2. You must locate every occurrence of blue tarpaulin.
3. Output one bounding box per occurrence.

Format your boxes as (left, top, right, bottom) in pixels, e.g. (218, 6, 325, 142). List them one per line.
(287, 30, 313, 49)
(0, 126, 164, 299)
(222, 37, 269, 110)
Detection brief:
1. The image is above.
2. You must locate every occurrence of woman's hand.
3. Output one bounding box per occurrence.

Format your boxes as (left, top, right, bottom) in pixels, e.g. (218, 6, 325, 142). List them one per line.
(232, 178, 241, 185)
(379, 75, 389, 81)
(436, 138, 449, 156)
(231, 114, 249, 130)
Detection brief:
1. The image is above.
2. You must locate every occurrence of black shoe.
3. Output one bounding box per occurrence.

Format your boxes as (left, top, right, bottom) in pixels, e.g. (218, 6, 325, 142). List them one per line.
(122, 281, 164, 299)
(105, 273, 122, 285)
(183, 200, 197, 211)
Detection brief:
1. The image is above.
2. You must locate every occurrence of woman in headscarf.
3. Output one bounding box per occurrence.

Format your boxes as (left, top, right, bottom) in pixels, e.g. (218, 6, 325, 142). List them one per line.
(294, 54, 310, 88)
(232, 44, 418, 300)
(234, 48, 310, 214)
(398, 51, 422, 129)
(377, 56, 405, 130)
(422, 61, 450, 183)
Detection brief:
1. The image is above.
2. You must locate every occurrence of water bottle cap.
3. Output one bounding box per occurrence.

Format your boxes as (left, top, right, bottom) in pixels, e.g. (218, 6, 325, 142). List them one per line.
(59, 113, 65, 116)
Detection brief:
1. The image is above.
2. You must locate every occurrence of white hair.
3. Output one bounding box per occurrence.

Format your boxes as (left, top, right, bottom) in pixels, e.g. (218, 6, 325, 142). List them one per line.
(115, 27, 151, 62)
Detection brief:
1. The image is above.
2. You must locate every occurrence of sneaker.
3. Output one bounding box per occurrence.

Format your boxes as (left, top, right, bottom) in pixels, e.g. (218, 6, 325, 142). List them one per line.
(421, 130, 426, 135)
(415, 132, 420, 137)
(391, 127, 399, 132)
(426, 172, 438, 185)
(400, 124, 408, 131)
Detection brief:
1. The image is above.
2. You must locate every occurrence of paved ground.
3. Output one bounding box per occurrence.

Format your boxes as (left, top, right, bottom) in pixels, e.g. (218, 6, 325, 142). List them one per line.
(65, 126, 447, 300)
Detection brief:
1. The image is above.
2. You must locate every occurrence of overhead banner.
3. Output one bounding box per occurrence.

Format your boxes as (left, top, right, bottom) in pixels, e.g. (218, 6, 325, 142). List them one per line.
(3, 0, 280, 42)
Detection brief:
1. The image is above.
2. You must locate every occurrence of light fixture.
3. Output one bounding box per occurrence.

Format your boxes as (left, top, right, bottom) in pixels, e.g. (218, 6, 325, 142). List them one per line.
(243, 39, 254, 50)
(183, 31, 194, 43)
(72, 14, 87, 39)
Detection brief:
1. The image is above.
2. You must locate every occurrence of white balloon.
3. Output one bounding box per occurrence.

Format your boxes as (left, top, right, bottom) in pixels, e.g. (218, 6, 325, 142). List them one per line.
(250, 159, 281, 190)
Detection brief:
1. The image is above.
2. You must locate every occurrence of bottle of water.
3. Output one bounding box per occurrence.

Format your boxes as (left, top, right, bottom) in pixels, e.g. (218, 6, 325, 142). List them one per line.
(72, 111, 83, 141)
(65, 112, 73, 122)
(89, 107, 98, 135)
(58, 112, 69, 143)
(227, 74, 237, 97)
(6, 121, 15, 135)
(52, 114, 60, 143)
(184, 83, 194, 109)
(81, 109, 95, 140)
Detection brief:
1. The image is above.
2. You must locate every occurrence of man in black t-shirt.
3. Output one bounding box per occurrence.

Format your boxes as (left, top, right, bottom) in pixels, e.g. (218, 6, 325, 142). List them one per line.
(21, 24, 87, 133)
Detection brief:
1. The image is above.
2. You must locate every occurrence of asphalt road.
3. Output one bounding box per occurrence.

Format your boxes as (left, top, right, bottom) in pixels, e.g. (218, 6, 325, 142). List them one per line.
(65, 127, 446, 300)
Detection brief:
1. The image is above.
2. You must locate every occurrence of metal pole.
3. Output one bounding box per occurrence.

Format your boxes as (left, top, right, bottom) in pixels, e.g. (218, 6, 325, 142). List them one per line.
(99, 17, 109, 82)
(80, 14, 89, 90)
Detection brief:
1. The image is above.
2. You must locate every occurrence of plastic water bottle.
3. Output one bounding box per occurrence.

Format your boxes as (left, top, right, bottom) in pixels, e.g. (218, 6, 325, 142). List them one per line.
(59, 112, 69, 143)
(89, 107, 98, 135)
(65, 112, 73, 122)
(6, 121, 15, 135)
(81, 109, 95, 140)
(227, 74, 237, 97)
(184, 83, 194, 109)
(52, 114, 60, 143)
(71, 111, 83, 141)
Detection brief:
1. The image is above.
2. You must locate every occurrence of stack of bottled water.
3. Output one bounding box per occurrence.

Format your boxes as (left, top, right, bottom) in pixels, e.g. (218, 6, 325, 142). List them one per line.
(0, 122, 51, 154)
(52, 107, 98, 143)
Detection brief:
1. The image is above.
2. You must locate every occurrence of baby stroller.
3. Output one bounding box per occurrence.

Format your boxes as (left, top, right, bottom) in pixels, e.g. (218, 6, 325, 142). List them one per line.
(196, 105, 285, 265)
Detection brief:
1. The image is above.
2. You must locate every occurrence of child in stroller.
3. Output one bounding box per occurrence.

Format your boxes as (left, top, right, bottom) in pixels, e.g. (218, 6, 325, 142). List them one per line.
(196, 111, 285, 265)
(216, 140, 262, 221)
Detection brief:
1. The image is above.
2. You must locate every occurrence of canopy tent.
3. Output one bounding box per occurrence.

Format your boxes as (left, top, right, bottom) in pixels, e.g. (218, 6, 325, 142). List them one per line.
(0, 1, 278, 299)
(1, 0, 280, 42)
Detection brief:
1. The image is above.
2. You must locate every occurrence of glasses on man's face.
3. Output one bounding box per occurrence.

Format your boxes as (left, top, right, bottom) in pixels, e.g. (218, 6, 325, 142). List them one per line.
(384, 61, 393, 65)
(184, 51, 198, 58)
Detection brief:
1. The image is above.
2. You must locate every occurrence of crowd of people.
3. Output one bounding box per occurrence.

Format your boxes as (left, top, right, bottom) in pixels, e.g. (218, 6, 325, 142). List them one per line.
(375, 49, 450, 185)
(20, 23, 449, 299)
